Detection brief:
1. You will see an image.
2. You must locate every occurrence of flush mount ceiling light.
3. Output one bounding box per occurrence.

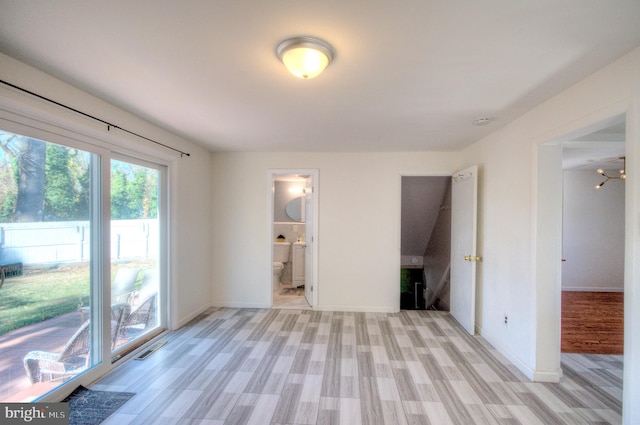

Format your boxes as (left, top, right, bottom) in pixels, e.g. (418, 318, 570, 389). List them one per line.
(595, 156, 626, 189)
(276, 36, 335, 79)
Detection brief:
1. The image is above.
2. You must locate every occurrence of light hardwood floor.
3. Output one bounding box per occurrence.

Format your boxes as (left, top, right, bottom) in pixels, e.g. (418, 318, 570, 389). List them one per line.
(93, 308, 622, 425)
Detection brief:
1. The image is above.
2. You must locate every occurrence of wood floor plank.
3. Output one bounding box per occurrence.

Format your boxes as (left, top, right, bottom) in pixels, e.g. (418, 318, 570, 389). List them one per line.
(561, 291, 623, 354)
(88, 308, 623, 425)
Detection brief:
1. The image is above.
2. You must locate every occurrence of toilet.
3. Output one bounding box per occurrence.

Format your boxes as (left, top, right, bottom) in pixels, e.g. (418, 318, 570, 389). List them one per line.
(273, 241, 291, 290)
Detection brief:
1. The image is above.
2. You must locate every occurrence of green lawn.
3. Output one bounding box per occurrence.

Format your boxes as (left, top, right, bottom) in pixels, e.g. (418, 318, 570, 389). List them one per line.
(0, 265, 90, 335)
(0, 261, 153, 336)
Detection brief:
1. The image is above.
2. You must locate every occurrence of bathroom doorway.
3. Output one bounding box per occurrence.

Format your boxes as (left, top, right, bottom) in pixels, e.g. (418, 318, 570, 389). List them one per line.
(269, 170, 318, 309)
(400, 176, 451, 311)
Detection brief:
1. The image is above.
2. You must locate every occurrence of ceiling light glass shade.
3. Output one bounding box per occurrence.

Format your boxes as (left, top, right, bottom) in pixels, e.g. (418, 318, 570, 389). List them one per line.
(277, 36, 334, 79)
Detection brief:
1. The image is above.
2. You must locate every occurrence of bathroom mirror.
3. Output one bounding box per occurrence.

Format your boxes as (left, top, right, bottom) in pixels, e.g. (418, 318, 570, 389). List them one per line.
(285, 196, 304, 222)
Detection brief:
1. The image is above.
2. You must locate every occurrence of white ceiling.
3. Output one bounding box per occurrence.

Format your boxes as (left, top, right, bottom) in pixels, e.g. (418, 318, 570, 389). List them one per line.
(563, 121, 626, 171)
(1, 1, 639, 153)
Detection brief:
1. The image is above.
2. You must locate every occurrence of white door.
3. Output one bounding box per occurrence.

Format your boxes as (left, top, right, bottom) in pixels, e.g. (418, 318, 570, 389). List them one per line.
(304, 177, 313, 306)
(450, 165, 479, 335)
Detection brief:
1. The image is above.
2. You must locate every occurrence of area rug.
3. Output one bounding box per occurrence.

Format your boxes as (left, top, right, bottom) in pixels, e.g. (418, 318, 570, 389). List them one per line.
(279, 286, 304, 296)
(62, 386, 135, 425)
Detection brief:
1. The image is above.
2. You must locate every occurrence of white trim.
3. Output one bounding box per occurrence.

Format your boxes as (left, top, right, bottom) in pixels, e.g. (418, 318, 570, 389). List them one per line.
(0, 90, 175, 400)
(531, 107, 626, 383)
(398, 173, 453, 315)
(212, 302, 271, 309)
(561, 287, 624, 292)
(622, 81, 640, 425)
(533, 144, 565, 382)
(534, 110, 628, 388)
(175, 304, 212, 328)
(0, 69, 182, 162)
(110, 153, 170, 333)
(268, 169, 319, 309)
(531, 101, 628, 146)
(532, 370, 563, 383)
(314, 305, 398, 313)
(479, 326, 561, 382)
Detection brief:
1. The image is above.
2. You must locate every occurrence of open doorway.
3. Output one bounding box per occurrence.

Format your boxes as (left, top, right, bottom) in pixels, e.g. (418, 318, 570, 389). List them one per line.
(561, 120, 625, 355)
(400, 176, 451, 311)
(536, 113, 626, 398)
(269, 170, 318, 310)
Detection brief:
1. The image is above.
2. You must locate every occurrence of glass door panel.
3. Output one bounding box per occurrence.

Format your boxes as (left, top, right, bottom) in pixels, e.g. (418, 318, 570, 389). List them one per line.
(110, 159, 161, 353)
(0, 129, 98, 401)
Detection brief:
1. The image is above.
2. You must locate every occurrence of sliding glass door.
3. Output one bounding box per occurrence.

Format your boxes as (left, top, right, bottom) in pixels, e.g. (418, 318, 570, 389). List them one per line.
(110, 157, 163, 354)
(0, 129, 167, 402)
(0, 129, 98, 401)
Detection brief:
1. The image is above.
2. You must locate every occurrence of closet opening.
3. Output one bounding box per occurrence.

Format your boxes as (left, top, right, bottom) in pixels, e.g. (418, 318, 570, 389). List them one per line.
(400, 176, 451, 311)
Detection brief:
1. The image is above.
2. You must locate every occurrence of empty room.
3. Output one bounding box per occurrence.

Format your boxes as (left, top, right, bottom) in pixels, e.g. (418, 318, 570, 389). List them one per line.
(1, 2, 640, 424)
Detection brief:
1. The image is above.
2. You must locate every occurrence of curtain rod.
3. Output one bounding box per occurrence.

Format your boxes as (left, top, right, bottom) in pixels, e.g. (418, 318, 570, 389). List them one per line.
(0, 79, 190, 157)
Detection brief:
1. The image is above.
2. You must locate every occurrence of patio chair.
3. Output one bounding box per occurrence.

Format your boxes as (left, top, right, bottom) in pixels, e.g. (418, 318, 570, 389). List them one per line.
(24, 304, 129, 383)
(111, 268, 140, 304)
(122, 293, 157, 340)
(23, 320, 91, 383)
(111, 302, 131, 349)
(136, 269, 158, 305)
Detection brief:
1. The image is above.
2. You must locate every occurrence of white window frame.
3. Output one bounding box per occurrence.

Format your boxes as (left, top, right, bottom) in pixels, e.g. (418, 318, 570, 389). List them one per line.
(0, 102, 171, 402)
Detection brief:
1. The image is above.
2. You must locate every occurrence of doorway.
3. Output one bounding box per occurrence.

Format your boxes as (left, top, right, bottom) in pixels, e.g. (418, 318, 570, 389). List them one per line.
(536, 113, 626, 381)
(561, 120, 625, 354)
(269, 170, 318, 309)
(400, 176, 451, 311)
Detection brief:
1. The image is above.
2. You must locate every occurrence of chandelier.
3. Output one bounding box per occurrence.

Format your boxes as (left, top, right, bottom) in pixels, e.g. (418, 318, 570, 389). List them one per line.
(595, 156, 626, 189)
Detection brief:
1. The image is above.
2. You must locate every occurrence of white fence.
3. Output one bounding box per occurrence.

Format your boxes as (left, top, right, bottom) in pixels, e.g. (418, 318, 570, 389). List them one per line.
(0, 219, 158, 266)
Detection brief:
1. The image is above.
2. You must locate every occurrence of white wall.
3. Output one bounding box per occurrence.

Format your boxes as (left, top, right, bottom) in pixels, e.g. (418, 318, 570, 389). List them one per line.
(6, 43, 639, 420)
(0, 53, 213, 330)
(562, 170, 625, 291)
(210, 152, 459, 312)
(209, 50, 640, 423)
(460, 46, 640, 423)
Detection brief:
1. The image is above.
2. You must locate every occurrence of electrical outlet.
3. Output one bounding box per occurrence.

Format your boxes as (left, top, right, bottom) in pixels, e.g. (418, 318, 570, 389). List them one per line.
(504, 314, 508, 325)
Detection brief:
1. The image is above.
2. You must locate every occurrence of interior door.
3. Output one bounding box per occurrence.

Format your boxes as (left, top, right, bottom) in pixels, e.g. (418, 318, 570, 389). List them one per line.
(450, 165, 479, 335)
(304, 177, 313, 306)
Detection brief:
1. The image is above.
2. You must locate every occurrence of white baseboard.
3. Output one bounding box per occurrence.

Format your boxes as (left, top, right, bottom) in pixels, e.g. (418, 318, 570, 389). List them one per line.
(174, 304, 211, 329)
(478, 326, 561, 383)
(211, 301, 271, 309)
(562, 286, 623, 292)
(314, 304, 398, 313)
(210, 301, 398, 313)
(532, 369, 562, 383)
